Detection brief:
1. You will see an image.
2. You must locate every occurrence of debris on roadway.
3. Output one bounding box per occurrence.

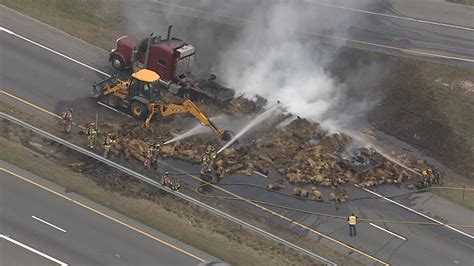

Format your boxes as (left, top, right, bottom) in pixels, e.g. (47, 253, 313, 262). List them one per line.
(92, 93, 434, 202)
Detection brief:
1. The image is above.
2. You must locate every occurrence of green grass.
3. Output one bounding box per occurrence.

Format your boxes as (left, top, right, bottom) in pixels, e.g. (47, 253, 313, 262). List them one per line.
(1, 0, 124, 49)
(447, 0, 474, 6)
(430, 177, 474, 211)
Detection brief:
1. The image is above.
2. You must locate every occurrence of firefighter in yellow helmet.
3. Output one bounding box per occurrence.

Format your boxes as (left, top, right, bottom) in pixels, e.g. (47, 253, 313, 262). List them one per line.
(86, 122, 98, 148)
(348, 213, 358, 237)
(103, 132, 116, 158)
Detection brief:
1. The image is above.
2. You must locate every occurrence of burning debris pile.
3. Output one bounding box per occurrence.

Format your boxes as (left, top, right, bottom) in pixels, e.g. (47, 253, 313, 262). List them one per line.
(215, 118, 412, 190)
(99, 110, 418, 197)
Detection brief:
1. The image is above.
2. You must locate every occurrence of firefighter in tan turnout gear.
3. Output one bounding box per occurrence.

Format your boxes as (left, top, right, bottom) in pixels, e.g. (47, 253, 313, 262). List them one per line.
(103, 132, 116, 158)
(62, 108, 73, 133)
(86, 122, 98, 148)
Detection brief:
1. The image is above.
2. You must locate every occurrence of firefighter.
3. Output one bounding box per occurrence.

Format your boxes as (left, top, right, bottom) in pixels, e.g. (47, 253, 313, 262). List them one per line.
(209, 146, 217, 160)
(171, 179, 181, 191)
(348, 213, 358, 237)
(201, 151, 211, 173)
(432, 168, 442, 185)
(143, 143, 154, 168)
(103, 132, 116, 158)
(206, 146, 217, 171)
(151, 142, 162, 169)
(421, 169, 429, 187)
(85, 122, 98, 148)
(62, 108, 73, 133)
(161, 171, 172, 187)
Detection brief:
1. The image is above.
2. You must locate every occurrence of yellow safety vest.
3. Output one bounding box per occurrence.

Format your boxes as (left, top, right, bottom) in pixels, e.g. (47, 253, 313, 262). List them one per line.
(349, 215, 357, 225)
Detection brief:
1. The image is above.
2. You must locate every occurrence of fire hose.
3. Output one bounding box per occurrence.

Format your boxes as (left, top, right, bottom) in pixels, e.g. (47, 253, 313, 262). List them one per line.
(192, 183, 474, 228)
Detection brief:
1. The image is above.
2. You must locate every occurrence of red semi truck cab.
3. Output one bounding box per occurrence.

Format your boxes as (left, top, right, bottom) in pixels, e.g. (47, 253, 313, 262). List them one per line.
(109, 26, 195, 83)
(109, 26, 234, 105)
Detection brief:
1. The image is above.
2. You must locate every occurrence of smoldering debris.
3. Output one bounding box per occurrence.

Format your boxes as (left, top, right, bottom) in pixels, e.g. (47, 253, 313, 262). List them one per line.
(96, 100, 426, 202)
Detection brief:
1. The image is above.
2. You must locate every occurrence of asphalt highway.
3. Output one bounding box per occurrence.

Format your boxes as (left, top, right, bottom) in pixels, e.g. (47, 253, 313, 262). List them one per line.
(131, 0, 474, 68)
(0, 162, 211, 265)
(1, 4, 473, 265)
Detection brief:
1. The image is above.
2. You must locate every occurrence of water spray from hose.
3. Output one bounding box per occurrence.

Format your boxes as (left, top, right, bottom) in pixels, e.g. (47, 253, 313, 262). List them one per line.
(164, 124, 209, 145)
(218, 103, 282, 154)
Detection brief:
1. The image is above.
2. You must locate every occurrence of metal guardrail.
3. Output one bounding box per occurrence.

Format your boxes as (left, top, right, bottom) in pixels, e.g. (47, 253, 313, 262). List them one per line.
(0, 112, 336, 265)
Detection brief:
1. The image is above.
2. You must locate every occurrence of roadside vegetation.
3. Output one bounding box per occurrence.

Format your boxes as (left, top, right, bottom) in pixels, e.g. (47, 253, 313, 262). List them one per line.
(447, 0, 474, 6)
(1, 0, 123, 49)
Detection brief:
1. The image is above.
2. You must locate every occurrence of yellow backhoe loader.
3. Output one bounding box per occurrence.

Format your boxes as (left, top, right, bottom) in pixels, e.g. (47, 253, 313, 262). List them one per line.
(91, 69, 232, 141)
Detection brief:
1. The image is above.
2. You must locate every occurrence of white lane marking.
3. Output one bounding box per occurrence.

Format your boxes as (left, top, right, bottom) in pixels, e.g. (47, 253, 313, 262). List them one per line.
(0, 234, 68, 266)
(252, 170, 268, 178)
(369, 222, 407, 241)
(97, 102, 132, 118)
(0, 27, 111, 77)
(357, 186, 474, 239)
(303, 1, 474, 32)
(31, 216, 67, 233)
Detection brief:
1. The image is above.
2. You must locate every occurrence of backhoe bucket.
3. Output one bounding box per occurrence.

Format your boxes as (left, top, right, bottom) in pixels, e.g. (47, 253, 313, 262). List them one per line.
(90, 76, 120, 98)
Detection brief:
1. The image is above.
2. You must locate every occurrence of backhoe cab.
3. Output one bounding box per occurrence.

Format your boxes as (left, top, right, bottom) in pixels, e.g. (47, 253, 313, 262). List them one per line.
(91, 69, 232, 141)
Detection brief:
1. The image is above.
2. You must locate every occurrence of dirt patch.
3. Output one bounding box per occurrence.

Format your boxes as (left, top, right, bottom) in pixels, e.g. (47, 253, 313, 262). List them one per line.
(367, 55, 474, 178)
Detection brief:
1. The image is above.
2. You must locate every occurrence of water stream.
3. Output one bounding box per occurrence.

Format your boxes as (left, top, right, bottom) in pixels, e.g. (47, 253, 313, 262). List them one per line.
(164, 124, 209, 144)
(217, 103, 281, 154)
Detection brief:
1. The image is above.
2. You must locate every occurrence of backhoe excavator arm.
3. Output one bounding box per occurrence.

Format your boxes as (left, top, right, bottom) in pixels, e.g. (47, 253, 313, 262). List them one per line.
(142, 99, 231, 141)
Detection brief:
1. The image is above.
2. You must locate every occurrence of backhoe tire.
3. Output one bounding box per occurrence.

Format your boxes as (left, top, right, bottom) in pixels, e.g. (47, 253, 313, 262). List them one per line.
(110, 55, 124, 71)
(130, 101, 148, 120)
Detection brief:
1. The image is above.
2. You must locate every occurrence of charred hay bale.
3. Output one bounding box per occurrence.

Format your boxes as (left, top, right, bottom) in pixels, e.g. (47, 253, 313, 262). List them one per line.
(360, 180, 377, 187)
(320, 179, 332, 187)
(221, 147, 237, 160)
(258, 154, 273, 164)
(236, 169, 253, 176)
(128, 139, 147, 153)
(311, 189, 323, 201)
(343, 171, 356, 182)
(287, 172, 305, 184)
(310, 174, 324, 183)
(267, 181, 285, 190)
(320, 133, 351, 152)
(304, 145, 324, 159)
(227, 163, 244, 173)
(292, 187, 309, 198)
(359, 147, 374, 157)
(161, 144, 176, 157)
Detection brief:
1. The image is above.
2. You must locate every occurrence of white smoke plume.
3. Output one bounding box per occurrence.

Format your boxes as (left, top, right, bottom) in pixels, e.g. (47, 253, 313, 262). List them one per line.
(121, 1, 385, 132)
(215, 1, 382, 132)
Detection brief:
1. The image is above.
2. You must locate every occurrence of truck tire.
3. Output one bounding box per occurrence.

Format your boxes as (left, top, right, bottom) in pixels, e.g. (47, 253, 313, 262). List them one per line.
(110, 54, 124, 70)
(130, 101, 148, 119)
